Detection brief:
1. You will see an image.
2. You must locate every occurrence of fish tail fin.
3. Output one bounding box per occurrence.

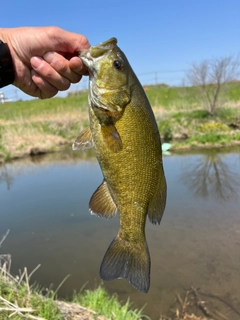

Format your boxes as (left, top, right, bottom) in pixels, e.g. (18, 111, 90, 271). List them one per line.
(100, 235, 150, 293)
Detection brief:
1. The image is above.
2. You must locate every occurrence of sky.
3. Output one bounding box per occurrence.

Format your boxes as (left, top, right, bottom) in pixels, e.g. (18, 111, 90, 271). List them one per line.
(1, 0, 240, 101)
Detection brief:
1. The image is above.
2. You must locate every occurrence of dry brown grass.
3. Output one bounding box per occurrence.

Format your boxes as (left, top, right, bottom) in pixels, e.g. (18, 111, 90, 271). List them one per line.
(0, 110, 89, 126)
(160, 286, 240, 320)
(0, 109, 91, 161)
(1, 124, 67, 159)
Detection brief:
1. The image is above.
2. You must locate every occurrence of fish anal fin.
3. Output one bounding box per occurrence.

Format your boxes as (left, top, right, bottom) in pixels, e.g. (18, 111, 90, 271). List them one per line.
(72, 127, 93, 150)
(89, 180, 117, 219)
(101, 125, 122, 152)
(148, 170, 167, 225)
(100, 235, 150, 293)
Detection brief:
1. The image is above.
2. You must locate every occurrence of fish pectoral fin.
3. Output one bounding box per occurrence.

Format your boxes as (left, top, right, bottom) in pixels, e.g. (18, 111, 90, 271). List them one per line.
(148, 170, 167, 225)
(100, 235, 150, 293)
(72, 127, 94, 150)
(101, 125, 123, 152)
(89, 180, 117, 219)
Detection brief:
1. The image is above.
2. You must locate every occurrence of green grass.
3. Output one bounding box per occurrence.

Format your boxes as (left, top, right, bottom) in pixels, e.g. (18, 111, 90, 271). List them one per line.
(0, 93, 88, 120)
(215, 107, 239, 121)
(73, 286, 150, 320)
(0, 273, 149, 320)
(145, 85, 199, 109)
(188, 133, 231, 145)
(1, 81, 240, 120)
(188, 131, 240, 145)
(226, 81, 240, 101)
(146, 81, 240, 110)
(0, 276, 62, 320)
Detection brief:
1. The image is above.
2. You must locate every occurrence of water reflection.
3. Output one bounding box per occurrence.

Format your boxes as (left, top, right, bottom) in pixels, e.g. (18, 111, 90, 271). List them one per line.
(0, 148, 96, 190)
(0, 165, 13, 190)
(179, 150, 240, 200)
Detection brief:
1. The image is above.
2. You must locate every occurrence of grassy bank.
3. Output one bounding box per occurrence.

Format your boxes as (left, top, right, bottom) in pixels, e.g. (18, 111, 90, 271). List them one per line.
(1, 264, 218, 320)
(157, 106, 240, 149)
(0, 84, 240, 162)
(0, 267, 148, 320)
(0, 266, 227, 320)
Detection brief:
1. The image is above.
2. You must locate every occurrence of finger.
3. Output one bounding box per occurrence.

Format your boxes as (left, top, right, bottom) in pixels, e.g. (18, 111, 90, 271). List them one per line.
(31, 69, 58, 99)
(69, 56, 89, 76)
(46, 27, 90, 53)
(30, 56, 71, 91)
(43, 52, 83, 83)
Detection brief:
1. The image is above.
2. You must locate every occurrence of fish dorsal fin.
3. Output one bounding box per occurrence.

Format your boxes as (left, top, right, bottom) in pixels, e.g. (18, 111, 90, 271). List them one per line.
(89, 180, 117, 219)
(72, 127, 93, 150)
(101, 124, 123, 153)
(148, 170, 167, 224)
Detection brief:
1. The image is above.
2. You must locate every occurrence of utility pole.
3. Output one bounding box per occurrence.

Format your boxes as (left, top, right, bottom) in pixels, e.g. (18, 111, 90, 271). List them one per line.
(0, 91, 4, 104)
(15, 89, 18, 101)
(155, 72, 158, 85)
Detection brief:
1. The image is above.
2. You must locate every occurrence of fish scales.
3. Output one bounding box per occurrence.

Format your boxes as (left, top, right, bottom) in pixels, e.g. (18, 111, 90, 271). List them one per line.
(73, 37, 167, 293)
(90, 93, 160, 240)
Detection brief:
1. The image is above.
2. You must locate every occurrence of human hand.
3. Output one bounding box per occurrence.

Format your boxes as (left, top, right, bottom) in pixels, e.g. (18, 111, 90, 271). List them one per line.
(0, 26, 90, 99)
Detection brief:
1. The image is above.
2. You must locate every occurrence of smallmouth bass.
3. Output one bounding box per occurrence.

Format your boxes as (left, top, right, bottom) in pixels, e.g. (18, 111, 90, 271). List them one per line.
(73, 38, 167, 293)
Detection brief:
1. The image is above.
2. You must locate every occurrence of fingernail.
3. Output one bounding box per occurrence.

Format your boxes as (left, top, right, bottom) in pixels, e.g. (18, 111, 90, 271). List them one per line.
(31, 56, 43, 69)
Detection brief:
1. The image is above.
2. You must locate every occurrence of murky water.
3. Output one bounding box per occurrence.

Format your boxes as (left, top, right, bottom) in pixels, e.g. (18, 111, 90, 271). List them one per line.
(0, 148, 240, 319)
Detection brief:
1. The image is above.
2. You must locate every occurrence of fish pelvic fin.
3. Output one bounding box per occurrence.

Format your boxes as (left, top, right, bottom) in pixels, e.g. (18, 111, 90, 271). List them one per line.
(72, 127, 93, 150)
(100, 235, 150, 293)
(89, 180, 117, 219)
(148, 170, 167, 224)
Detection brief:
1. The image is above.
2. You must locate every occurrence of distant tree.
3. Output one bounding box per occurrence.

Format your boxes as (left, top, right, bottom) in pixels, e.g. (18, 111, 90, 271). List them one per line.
(187, 55, 240, 115)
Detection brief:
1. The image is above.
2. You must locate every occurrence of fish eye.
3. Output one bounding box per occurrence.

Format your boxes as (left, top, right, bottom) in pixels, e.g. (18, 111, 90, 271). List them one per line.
(113, 60, 123, 70)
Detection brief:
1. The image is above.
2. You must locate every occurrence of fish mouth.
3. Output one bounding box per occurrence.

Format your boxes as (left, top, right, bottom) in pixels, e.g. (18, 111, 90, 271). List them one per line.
(90, 37, 117, 58)
(80, 37, 117, 66)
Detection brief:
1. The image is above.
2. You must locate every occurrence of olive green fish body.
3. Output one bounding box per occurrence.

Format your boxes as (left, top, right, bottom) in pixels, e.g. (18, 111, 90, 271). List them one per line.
(90, 82, 164, 225)
(73, 38, 167, 293)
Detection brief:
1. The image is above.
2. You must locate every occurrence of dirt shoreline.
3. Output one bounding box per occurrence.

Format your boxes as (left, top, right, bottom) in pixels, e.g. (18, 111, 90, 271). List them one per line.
(1, 139, 240, 165)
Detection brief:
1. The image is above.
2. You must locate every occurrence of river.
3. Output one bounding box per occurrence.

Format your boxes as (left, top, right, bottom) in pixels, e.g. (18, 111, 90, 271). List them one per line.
(0, 147, 240, 319)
